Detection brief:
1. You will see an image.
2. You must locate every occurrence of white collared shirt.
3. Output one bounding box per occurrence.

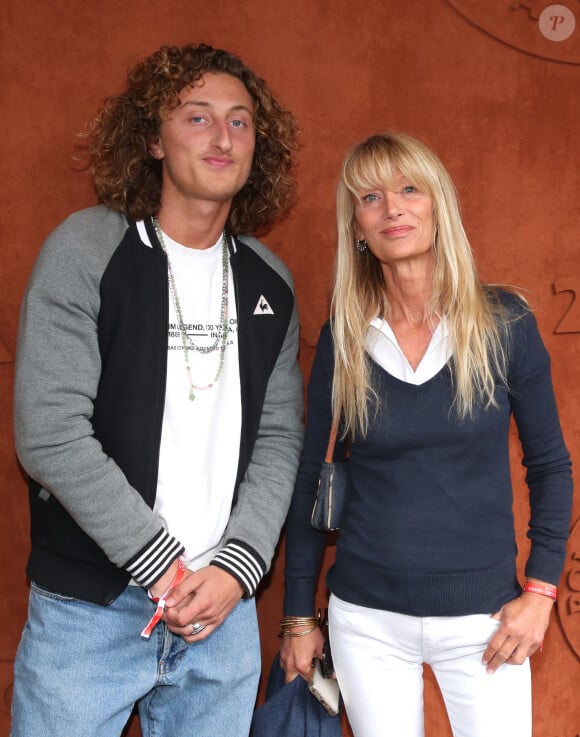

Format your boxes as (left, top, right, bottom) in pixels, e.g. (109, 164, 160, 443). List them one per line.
(365, 317, 451, 384)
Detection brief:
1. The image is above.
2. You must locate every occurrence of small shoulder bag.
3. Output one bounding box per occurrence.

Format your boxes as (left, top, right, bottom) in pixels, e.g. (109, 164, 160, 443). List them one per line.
(310, 409, 350, 532)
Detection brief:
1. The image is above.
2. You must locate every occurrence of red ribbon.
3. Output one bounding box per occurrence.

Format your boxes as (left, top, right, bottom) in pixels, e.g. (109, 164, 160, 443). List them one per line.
(141, 560, 186, 638)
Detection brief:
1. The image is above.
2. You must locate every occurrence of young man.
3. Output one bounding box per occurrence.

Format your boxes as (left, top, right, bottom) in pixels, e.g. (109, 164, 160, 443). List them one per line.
(12, 43, 303, 737)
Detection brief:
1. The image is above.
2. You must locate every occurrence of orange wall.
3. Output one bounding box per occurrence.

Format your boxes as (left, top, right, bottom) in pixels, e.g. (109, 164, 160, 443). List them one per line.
(1, 2, 579, 736)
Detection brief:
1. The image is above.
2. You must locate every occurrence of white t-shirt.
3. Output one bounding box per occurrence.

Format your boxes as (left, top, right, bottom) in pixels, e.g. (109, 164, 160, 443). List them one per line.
(137, 222, 241, 571)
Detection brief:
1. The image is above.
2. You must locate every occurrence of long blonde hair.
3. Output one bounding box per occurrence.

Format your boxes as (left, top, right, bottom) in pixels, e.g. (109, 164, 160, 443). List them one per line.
(332, 132, 512, 438)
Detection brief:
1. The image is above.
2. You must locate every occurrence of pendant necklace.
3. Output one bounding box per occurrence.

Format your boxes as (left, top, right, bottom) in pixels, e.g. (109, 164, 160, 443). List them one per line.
(153, 217, 229, 401)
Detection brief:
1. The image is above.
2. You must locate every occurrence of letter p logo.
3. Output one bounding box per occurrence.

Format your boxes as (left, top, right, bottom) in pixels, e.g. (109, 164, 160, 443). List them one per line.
(539, 4, 576, 40)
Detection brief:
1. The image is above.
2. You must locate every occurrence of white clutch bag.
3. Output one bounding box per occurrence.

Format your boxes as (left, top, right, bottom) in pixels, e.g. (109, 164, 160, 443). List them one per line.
(308, 659, 340, 717)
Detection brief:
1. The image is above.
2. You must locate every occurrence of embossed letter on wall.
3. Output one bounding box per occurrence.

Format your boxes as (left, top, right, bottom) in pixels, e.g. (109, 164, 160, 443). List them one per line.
(553, 281, 580, 335)
(559, 516, 580, 660)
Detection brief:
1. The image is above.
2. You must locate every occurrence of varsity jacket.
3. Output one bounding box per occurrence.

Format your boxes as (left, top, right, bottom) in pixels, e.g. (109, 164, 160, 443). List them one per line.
(14, 206, 304, 606)
(284, 290, 573, 617)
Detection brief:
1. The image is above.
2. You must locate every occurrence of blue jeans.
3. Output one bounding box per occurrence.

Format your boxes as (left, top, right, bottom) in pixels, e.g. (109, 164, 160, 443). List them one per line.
(11, 582, 260, 737)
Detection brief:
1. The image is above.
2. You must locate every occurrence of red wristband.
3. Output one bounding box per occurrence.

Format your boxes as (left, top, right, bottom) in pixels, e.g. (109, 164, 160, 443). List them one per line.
(141, 559, 186, 638)
(522, 581, 557, 601)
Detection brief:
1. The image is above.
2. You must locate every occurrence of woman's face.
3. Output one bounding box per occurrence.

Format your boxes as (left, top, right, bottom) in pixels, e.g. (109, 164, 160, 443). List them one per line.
(354, 172, 434, 269)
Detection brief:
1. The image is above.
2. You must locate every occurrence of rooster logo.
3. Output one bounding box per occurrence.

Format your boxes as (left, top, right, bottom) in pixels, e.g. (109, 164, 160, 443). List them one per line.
(253, 295, 274, 315)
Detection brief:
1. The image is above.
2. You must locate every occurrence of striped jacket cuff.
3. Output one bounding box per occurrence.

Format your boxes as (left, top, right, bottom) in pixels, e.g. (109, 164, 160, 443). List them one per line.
(125, 529, 184, 588)
(211, 541, 266, 598)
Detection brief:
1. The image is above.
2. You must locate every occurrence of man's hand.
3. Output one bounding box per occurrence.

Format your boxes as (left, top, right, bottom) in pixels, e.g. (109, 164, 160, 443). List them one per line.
(482, 588, 554, 673)
(163, 565, 244, 642)
(148, 558, 183, 601)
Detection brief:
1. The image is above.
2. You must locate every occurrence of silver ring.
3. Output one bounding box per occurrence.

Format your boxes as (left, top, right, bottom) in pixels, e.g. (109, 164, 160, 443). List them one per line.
(190, 622, 205, 635)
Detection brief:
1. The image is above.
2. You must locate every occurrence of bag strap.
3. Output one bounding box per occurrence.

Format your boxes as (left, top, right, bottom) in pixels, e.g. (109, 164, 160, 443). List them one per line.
(324, 407, 342, 464)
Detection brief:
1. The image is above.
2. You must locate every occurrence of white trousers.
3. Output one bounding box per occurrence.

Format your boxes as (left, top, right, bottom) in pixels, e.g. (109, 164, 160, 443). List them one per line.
(329, 594, 531, 737)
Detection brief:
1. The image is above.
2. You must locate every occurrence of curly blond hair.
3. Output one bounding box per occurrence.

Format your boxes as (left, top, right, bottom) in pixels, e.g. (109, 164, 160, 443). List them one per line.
(78, 44, 299, 235)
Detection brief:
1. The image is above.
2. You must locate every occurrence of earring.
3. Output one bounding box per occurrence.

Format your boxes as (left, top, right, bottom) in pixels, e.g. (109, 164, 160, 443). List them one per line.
(356, 239, 368, 252)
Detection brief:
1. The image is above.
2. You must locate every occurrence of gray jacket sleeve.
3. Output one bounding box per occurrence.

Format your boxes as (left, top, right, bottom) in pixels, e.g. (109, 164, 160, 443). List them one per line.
(13, 207, 182, 587)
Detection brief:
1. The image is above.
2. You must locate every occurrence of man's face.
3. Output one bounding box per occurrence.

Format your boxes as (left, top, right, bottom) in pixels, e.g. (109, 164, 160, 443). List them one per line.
(150, 72, 256, 210)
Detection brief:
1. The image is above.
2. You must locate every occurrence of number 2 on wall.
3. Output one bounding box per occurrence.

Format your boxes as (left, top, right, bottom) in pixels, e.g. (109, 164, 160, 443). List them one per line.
(553, 280, 580, 335)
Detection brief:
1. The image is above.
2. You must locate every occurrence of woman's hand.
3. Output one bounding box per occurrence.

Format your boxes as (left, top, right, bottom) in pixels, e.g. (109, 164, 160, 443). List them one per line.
(482, 582, 555, 673)
(280, 627, 325, 684)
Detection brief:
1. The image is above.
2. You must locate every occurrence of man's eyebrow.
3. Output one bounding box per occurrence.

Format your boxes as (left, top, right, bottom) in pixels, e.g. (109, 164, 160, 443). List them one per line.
(181, 100, 254, 114)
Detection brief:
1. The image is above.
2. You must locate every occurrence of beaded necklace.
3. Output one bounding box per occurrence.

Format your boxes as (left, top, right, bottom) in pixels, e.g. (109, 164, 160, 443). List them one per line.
(153, 217, 229, 401)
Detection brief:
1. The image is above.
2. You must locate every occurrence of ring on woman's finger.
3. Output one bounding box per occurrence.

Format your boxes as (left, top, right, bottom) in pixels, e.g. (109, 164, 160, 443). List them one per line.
(190, 622, 206, 635)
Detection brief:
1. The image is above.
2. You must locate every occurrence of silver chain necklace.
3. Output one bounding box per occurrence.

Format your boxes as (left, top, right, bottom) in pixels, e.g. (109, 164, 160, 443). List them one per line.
(153, 217, 229, 401)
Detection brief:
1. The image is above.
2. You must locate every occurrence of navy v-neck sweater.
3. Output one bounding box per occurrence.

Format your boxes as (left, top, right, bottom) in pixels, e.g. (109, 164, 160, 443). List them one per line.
(284, 291, 573, 617)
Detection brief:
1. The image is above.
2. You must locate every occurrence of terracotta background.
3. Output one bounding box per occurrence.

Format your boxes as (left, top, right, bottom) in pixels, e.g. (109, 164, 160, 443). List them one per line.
(1, 1, 579, 735)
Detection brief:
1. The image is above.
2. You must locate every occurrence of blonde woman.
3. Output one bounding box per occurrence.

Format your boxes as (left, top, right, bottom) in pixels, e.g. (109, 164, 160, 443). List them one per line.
(280, 133, 573, 737)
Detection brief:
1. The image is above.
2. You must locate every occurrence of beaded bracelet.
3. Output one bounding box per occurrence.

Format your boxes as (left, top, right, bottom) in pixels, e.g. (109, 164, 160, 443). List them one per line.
(522, 581, 557, 601)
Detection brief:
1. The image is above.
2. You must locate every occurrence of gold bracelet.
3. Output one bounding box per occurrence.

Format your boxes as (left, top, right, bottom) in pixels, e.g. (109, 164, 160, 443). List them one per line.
(281, 625, 319, 638)
(279, 615, 319, 638)
(280, 616, 319, 625)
